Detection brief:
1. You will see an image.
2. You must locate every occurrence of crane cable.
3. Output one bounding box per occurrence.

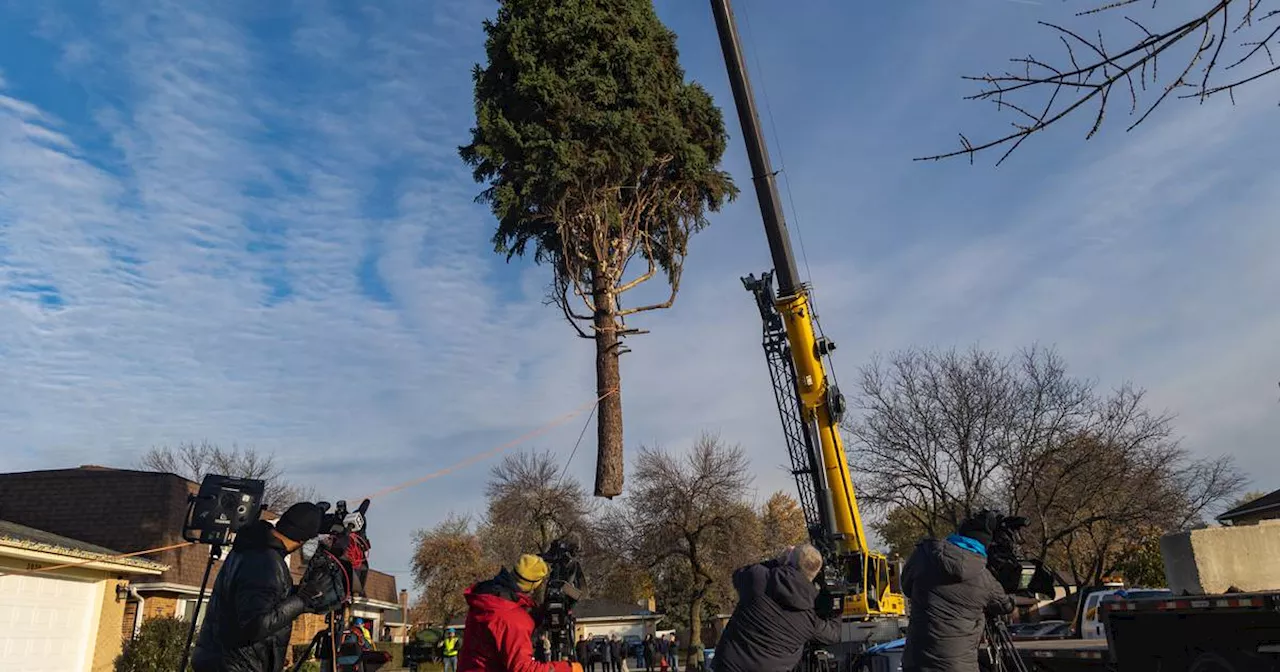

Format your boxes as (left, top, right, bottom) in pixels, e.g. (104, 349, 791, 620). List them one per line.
(0, 389, 617, 579)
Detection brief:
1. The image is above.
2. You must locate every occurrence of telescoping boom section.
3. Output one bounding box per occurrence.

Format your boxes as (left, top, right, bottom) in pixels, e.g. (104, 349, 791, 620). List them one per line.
(710, 0, 904, 620)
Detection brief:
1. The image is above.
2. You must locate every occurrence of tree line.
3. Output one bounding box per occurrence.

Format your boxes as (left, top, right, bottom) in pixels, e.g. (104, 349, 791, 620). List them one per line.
(134, 350, 1245, 634)
(409, 437, 807, 659)
(845, 345, 1245, 589)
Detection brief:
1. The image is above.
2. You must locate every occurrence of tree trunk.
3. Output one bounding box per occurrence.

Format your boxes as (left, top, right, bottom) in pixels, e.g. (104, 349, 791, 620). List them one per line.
(687, 592, 704, 668)
(593, 270, 625, 498)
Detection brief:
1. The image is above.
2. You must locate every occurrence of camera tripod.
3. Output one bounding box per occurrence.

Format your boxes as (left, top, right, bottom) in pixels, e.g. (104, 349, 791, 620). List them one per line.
(290, 610, 345, 672)
(982, 616, 1030, 672)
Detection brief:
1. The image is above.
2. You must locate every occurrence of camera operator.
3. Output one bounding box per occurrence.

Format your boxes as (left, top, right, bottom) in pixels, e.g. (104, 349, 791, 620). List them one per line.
(192, 502, 345, 672)
(901, 512, 1014, 672)
(711, 544, 841, 672)
(458, 554, 585, 672)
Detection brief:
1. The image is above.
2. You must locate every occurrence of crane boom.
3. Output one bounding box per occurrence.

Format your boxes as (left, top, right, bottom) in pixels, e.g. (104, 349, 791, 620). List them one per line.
(709, 0, 904, 620)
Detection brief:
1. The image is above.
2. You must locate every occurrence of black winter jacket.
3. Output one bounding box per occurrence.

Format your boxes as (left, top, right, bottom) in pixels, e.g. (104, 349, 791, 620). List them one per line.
(192, 521, 308, 672)
(901, 538, 1013, 672)
(712, 560, 841, 672)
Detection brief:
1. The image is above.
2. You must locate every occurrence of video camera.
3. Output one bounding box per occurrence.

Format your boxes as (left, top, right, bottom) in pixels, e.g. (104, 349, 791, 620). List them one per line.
(813, 559, 848, 619)
(301, 498, 372, 603)
(978, 510, 1055, 599)
(538, 538, 583, 662)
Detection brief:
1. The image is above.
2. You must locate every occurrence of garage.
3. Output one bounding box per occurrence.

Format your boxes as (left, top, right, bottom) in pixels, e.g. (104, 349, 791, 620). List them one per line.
(0, 572, 98, 672)
(0, 520, 166, 672)
(573, 598, 664, 642)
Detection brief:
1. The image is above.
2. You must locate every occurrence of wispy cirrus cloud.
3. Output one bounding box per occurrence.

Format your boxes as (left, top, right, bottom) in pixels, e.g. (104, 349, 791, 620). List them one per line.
(2, 0, 1276, 580)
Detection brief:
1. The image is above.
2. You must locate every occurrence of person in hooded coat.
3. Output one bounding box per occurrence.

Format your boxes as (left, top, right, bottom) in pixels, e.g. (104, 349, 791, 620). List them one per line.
(901, 512, 1014, 672)
(458, 554, 584, 672)
(712, 544, 841, 672)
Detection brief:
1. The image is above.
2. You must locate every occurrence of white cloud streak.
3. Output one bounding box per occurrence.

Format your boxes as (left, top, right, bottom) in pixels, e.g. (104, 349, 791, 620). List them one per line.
(1, 0, 1275, 577)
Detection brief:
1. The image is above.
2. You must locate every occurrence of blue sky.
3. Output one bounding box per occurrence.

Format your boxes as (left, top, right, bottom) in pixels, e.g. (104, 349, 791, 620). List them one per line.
(2, 0, 1277, 586)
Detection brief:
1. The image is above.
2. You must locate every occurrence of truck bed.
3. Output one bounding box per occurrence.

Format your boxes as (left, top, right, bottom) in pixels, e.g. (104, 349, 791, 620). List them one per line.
(1014, 591, 1280, 671)
(1015, 639, 1109, 671)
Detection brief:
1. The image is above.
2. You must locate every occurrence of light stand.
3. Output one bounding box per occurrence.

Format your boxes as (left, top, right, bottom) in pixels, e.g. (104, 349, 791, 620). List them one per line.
(175, 474, 267, 672)
(176, 543, 223, 672)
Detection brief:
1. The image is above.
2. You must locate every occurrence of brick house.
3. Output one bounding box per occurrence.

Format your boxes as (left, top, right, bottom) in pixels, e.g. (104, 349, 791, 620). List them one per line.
(0, 465, 401, 652)
(0, 519, 166, 672)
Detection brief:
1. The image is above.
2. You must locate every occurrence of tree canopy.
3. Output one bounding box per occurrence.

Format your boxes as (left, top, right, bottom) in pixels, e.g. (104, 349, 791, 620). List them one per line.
(410, 515, 495, 628)
(460, 0, 737, 497)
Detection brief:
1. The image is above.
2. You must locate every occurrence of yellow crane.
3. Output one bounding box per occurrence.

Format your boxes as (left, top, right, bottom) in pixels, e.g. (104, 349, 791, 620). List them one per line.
(709, 0, 906, 625)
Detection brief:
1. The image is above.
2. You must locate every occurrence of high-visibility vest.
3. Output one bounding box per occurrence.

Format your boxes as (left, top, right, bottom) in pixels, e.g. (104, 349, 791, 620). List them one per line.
(443, 636, 460, 657)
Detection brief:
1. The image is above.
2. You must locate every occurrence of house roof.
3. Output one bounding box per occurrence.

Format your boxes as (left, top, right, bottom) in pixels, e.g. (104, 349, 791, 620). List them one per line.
(363, 569, 400, 605)
(0, 519, 168, 572)
(1217, 488, 1280, 524)
(574, 599, 662, 620)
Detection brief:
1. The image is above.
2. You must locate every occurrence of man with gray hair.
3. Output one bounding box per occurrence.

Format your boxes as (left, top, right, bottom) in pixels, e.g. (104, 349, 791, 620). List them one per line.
(711, 544, 841, 672)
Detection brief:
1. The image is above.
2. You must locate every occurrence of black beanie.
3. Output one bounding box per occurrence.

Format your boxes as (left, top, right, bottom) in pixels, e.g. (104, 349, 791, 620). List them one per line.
(276, 502, 324, 542)
(958, 512, 998, 549)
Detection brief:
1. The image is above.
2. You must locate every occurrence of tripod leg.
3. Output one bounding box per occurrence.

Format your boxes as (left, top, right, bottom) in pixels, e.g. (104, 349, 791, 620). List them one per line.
(291, 630, 327, 672)
(178, 544, 222, 672)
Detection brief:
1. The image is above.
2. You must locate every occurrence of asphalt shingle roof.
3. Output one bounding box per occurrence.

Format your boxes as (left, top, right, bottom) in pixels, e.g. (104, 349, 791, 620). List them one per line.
(575, 598, 661, 619)
(0, 519, 168, 572)
(1217, 488, 1280, 523)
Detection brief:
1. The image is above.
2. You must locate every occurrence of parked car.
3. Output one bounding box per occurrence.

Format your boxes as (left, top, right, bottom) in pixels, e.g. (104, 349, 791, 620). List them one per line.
(623, 635, 643, 660)
(1081, 588, 1173, 639)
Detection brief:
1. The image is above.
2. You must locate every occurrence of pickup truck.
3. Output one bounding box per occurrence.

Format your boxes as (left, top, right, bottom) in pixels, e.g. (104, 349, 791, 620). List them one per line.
(1016, 590, 1280, 671)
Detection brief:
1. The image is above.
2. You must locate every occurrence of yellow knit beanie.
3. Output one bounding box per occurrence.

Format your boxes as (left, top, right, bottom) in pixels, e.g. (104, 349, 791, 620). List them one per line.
(513, 554, 549, 593)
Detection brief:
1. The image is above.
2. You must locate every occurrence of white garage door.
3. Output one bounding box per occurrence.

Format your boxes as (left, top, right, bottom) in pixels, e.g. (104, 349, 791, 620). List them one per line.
(0, 572, 97, 672)
(579, 622, 645, 640)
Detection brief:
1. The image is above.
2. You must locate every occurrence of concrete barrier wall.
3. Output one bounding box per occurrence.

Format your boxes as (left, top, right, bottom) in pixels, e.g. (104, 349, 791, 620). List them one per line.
(1160, 520, 1280, 595)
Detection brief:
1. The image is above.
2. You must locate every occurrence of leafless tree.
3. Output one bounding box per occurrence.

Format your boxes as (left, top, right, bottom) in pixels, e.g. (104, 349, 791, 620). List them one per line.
(847, 346, 1093, 532)
(620, 435, 758, 662)
(846, 345, 1246, 587)
(919, 0, 1280, 164)
(585, 505, 659, 603)
(410, 514, 496, 628)
(477, 450, 595, 565)
(138, 440, 315, 512)
(1017, 432, 1245, 586)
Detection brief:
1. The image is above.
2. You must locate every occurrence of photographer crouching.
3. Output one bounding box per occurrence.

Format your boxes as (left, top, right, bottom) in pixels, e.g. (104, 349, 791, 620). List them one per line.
(901, 512, 1014, 672)
(712, 544, 841, 672)
(192, 502, 346, 672)
(458, 554, 584, 672)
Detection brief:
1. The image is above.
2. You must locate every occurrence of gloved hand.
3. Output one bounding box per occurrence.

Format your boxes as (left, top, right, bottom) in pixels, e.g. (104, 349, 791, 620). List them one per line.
(297, 563, 345, 613)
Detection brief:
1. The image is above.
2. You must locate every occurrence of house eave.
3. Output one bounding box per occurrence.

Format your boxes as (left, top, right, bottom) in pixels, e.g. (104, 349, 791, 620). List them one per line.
(1217, 502, 1280, 523)
(352, 597, 403, 611)
(0, 543, 166, 575)
(130, 581, 206, 595)
(576, 614, 664, 623)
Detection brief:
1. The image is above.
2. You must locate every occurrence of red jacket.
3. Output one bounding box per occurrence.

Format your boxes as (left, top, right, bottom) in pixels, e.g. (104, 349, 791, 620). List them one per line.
(458, 578, 573, 672)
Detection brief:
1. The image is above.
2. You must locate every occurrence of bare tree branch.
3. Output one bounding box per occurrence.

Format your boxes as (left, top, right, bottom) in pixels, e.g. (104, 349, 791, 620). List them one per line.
(138, 440, 315, 512)
(919, 0, 1280, 164)
(847, 345, 1246, 585)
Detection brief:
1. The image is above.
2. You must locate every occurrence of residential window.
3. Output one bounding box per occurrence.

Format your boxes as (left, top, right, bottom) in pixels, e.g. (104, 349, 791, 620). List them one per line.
(177, 598, 209, 630)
